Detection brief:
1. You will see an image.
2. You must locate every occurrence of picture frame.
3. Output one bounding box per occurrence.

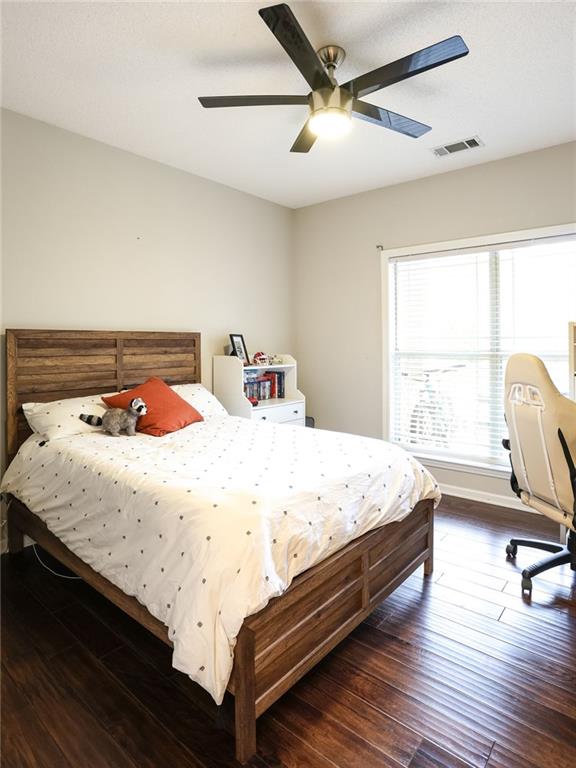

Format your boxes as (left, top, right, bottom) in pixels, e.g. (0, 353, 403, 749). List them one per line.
(229, 333, 250, 365)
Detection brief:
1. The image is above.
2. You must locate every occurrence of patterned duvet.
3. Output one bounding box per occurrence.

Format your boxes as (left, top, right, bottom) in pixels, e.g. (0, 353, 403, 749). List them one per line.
(1, 415, 440, 702)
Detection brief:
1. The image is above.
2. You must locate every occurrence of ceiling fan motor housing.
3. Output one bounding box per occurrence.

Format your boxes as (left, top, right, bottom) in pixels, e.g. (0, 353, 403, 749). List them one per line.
(317, 45, 346, 76)
(308, 86, 353, 119)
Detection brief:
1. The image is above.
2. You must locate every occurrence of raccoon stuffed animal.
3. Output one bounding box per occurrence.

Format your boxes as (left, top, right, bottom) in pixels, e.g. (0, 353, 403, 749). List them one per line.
(80, 397, 147, 436)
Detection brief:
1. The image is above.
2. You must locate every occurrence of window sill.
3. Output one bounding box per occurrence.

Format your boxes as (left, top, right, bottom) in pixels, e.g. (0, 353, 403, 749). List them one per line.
(407, 451, 510, 480)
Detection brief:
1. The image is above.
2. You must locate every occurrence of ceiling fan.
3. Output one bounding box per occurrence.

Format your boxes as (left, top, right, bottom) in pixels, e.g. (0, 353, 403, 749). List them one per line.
(198, 3, 469, 153)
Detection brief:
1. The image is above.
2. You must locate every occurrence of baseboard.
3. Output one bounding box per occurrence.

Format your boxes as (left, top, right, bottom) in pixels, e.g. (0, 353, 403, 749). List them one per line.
(439, 482, 529, 512)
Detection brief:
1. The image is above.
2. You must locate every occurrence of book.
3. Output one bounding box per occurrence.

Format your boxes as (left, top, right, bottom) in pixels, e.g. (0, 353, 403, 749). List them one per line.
(261, 372, 277, 398)
(244, 370, 286, 400)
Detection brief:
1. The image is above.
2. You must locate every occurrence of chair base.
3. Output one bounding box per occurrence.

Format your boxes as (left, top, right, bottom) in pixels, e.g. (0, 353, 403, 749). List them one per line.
(506, 530, 576, 595)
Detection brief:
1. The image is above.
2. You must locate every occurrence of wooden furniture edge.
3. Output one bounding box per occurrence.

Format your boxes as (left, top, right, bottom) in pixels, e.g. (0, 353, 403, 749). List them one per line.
(7, 496, 433, 763)
(7, 499, 171, 643)
(5, 329, 201, 463)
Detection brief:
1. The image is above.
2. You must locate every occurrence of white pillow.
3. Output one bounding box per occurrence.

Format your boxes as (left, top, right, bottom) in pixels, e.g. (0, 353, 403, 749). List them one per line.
(171, 383, 228, 419)
(23, 393, 112, 441)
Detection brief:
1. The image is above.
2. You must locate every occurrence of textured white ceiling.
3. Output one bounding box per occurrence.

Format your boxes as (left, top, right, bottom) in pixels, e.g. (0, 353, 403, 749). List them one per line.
(2, 1, 576, 208)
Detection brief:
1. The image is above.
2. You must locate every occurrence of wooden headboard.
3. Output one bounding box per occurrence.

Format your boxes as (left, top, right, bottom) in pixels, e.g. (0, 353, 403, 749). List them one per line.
(6, 329, 201, 461)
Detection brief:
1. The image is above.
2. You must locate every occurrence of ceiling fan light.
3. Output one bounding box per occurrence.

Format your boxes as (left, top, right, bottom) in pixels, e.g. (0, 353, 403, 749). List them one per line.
(307, 86, 353, 139)
(309, 108, 352, 138)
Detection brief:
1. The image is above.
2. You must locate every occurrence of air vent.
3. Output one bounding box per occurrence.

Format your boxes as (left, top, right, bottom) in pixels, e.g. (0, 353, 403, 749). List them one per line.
(432, 136, 484, 157)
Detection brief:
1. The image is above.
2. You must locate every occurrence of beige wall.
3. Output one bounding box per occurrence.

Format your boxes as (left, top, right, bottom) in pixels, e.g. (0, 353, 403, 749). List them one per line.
(293, 141, 576, 502)
(0, 108, 294, 519)
(2, 107, 575, 511)
(2, 109, 294, 385)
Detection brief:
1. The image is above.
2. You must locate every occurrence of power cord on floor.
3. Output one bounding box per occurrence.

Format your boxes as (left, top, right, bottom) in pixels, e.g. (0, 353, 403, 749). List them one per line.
(32, 544, 81, 580)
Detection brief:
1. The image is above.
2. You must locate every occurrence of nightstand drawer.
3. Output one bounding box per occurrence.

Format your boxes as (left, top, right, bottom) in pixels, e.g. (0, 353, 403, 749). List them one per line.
(253, 401, 305, 424)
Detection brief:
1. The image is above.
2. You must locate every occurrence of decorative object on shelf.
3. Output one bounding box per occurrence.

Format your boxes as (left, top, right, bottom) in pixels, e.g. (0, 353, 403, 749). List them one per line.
(253, 351, 271, 366)
(248, 396, 259, 407)
(229, 334, 249, 365)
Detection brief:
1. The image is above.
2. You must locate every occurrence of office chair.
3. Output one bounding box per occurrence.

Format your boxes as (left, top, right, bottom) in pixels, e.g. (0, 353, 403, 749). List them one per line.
(502, 353, 576, 595)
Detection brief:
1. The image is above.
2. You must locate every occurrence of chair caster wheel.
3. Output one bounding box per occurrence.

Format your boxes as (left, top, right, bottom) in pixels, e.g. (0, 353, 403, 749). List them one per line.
(506, 544, 517, 558)
(521, 576, 532, 595)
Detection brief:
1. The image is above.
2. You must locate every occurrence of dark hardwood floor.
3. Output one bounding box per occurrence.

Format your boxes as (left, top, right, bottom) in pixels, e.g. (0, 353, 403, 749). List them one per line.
(2, 496, 575, 768)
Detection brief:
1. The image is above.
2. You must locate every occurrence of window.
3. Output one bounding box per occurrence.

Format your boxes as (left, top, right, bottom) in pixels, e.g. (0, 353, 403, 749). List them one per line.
(388, 233, 576, 469)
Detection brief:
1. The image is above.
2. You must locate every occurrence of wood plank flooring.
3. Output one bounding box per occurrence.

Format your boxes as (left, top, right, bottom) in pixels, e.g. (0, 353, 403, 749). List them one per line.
(2, 495, 575, 768)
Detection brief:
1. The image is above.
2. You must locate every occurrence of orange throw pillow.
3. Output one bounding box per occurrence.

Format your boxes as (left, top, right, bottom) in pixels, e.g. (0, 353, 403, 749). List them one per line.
(102, 377, 203, 436)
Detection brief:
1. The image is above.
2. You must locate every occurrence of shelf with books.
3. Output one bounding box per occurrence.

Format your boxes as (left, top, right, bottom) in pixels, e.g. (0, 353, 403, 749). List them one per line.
(244, 368, 286, 401)
(212, 354, 306, 426)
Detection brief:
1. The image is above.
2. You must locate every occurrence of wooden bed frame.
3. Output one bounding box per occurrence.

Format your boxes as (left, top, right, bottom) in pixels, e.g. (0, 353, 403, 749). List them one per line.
(5, 329, 434, 764)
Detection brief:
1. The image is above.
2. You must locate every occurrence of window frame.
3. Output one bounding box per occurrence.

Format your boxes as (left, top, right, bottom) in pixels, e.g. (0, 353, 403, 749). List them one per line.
(380, 222, 576, 478)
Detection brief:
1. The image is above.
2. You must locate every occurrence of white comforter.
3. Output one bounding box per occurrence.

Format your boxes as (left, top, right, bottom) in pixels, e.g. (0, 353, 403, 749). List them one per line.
(1, 416, 440, 702)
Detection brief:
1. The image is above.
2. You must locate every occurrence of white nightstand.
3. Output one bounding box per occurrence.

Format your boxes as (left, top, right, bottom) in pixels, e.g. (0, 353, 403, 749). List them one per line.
(213, 355, 306, 426)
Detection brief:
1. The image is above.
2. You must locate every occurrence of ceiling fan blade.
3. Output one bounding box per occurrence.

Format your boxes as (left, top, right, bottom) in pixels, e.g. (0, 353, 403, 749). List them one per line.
(353, 99, 431, 138)
(290, 121, 317, 153)
(343, 35, 469, 98)
(199, 95, 309, 108)
(259, 3, 332, 91)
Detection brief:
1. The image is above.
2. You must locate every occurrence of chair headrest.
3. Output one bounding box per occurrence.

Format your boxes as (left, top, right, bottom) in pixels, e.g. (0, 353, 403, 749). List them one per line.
(506, 352, 560, 395)
(505, 353, 561, 402)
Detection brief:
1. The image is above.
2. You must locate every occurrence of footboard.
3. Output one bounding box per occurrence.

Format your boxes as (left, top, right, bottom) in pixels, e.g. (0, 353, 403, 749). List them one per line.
(8, 495, 433, 764)
(230, 498, 434, 762)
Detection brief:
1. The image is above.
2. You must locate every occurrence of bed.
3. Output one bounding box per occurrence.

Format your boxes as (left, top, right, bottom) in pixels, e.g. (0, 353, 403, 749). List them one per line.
(4, 329, 438, 763)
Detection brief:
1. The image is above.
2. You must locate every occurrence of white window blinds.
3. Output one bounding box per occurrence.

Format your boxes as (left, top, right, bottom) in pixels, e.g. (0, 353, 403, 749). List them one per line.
(389, 235, 576, 468)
